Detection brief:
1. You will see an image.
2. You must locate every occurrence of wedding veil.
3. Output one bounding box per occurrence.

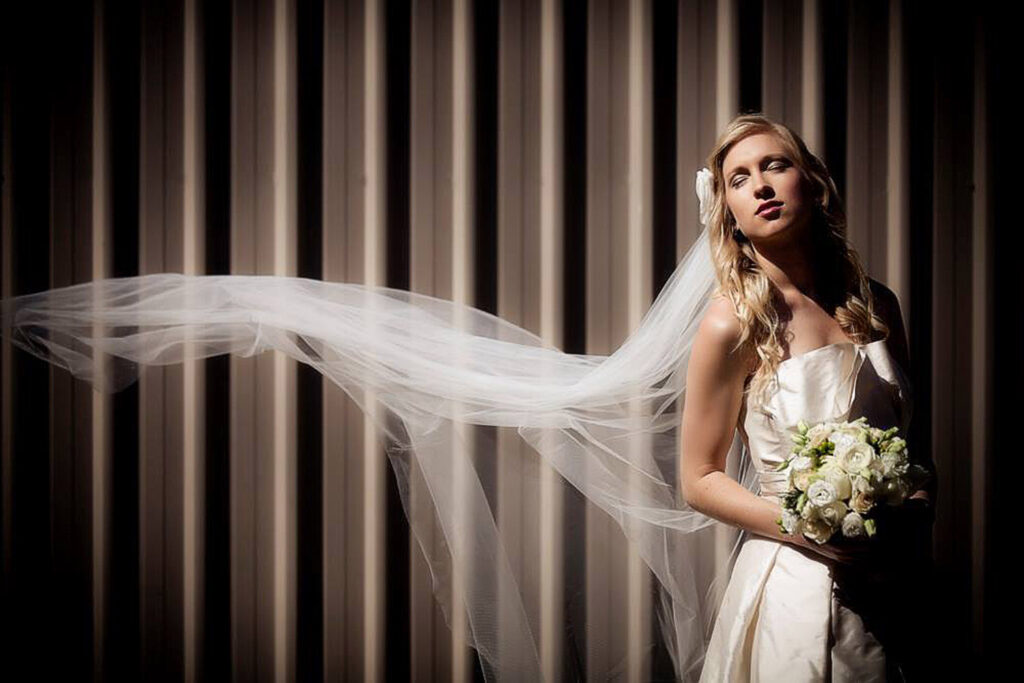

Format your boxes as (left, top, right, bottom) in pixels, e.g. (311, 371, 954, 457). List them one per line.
(0, 170, 758, 681)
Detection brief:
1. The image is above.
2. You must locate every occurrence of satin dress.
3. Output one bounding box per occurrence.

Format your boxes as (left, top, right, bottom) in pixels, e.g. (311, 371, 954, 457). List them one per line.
(699, 339, 915, 682)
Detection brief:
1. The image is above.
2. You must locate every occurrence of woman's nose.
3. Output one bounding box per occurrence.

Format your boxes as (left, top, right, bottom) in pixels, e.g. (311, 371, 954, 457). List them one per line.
(753, 180, 774, 199)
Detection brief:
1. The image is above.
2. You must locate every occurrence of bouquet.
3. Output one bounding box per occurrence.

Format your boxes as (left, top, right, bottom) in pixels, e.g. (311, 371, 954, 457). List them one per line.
(774, 416, 931, 545)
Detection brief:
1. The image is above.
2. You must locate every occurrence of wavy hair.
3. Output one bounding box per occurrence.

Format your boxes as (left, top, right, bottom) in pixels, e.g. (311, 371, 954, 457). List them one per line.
(703, 113, 889, 408)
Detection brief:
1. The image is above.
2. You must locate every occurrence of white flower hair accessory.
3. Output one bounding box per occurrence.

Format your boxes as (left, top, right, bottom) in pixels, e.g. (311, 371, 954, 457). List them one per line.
(695, 167, 714, 226)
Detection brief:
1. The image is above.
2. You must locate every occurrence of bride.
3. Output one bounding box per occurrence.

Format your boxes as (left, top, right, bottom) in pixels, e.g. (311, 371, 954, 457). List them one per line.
(0, 113, 935, 681)
(683, 116, 936, 681)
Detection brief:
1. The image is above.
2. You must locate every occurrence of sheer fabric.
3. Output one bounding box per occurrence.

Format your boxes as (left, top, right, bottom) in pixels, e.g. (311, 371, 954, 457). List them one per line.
(1, 184, 757, 681)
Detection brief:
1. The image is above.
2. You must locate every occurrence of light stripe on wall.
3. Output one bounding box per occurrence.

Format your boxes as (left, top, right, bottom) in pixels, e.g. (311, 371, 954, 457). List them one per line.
(91, 1, 111, 677)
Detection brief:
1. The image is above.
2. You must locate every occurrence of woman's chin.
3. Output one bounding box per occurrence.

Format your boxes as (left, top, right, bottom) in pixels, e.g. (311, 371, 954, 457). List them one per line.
(760, 216, 814, 243)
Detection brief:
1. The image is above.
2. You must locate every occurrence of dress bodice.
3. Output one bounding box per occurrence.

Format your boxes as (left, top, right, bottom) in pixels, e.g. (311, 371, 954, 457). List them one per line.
(738, 339, 914, 503)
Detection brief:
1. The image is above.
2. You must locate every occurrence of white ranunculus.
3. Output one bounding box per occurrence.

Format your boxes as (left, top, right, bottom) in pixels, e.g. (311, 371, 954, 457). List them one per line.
(817, 499, 848, 527)
(787, 454, 816, 491)
(841, 511, 867, 538)
(851, 474, 873, 494)
(866, 465, 886, 488)
(822, 465, 852, 499)
(890, 450, 910, 470)
(802, 517, 834, 545)
(867, 455, 887, 478)
(881, 477, 909, 505)
(830, 434, 852, 452)
(806, 424, 831, 448)
(781, 509, 803, 535)
(835, 441, 875, 473)
(807, 479, 839, 507)
(791, 469, 816, 492)
(850, 489, 875, 514)
(798, 501, 823, 524)
(790, 455, 814, 472)
(880, 452, 901, 476)
(831, 424, 868, 451)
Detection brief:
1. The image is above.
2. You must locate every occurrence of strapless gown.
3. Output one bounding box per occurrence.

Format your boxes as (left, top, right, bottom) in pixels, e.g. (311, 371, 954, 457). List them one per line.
(698, 339, 916, 683)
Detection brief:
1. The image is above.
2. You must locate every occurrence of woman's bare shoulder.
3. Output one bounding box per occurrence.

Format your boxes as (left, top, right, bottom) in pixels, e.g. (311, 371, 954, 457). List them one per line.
(702, 293, 742, 337)
(700, 294, 761, 376)
(693, 294, 748, 373)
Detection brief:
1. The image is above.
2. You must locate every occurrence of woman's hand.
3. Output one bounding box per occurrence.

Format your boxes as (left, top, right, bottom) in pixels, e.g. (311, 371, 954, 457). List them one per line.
(789, 525, 883, 567)
(786, 497, 934, 579)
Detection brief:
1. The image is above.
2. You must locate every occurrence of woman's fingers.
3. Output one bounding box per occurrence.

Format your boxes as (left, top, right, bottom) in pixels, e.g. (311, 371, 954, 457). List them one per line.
(828, 535, 881, 566)
(795, 531, 885, 569)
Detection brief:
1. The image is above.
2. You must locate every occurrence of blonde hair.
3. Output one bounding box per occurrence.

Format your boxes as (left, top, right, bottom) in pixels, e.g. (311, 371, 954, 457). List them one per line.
(703, 113, 889, 408)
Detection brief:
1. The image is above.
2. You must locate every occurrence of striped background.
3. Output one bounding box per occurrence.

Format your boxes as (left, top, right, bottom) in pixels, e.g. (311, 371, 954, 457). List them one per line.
(0, 0, 1011, 680)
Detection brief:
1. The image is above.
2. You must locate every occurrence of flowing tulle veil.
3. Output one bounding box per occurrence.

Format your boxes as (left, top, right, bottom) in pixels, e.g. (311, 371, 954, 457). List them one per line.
(0, 170, 758, 681)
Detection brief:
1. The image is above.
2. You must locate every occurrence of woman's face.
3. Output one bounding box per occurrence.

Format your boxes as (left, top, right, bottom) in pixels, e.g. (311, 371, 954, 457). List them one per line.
(721, 133, 811, 242)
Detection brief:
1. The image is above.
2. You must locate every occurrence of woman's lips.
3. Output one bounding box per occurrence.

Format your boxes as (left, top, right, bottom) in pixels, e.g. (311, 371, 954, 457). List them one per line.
(757, 203, 782, 218)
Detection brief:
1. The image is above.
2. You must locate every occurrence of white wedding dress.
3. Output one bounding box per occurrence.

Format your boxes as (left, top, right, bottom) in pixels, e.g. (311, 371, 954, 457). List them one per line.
(699, 338, 914, 683)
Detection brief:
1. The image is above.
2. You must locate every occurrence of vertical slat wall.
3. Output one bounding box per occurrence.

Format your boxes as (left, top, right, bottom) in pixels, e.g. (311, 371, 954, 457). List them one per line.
(408, 0, 456, 677)
(322, 1, 380, 680)
(586, 0, 658, 677)
(229, 2, 301, 681)
(0, 0, 1008, 679)
(180, 0, 207, 679)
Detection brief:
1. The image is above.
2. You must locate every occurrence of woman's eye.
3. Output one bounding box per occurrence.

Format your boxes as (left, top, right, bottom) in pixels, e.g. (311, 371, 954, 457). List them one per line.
(730, 162, 787, 188)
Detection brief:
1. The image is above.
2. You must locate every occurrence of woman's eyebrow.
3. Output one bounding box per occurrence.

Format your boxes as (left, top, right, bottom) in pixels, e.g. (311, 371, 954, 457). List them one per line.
(726, 154, 787, 179)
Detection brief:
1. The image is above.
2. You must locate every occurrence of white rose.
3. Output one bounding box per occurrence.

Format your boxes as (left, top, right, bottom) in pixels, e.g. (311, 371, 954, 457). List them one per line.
(835, 441, 875, 473)
(807, 479, 839, 507)
(840, 511, 867, 538)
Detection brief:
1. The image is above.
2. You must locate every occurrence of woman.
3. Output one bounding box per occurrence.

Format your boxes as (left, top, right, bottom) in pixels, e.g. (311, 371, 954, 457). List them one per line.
(0, 113, 934, 681)
(681, 116, 936, 681)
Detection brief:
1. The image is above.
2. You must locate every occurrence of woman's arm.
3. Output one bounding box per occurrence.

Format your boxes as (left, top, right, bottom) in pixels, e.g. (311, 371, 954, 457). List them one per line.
(679, 296, 890, 565)
(678, 296, 795, 543)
